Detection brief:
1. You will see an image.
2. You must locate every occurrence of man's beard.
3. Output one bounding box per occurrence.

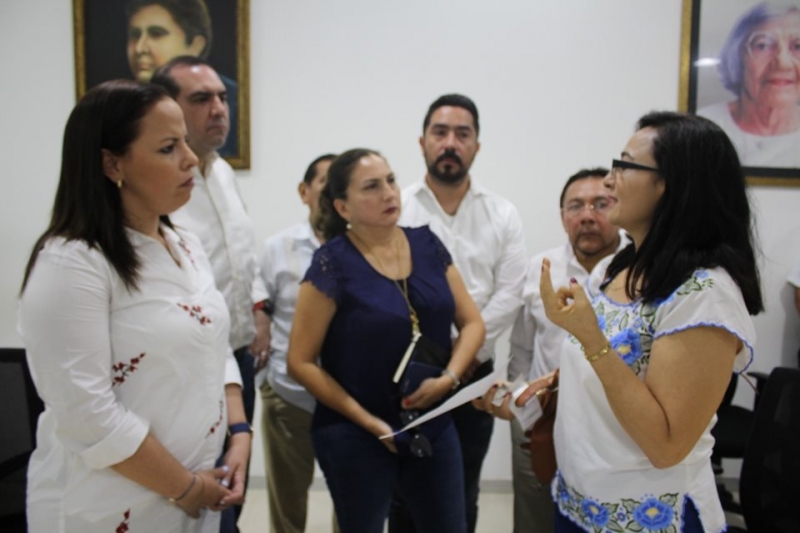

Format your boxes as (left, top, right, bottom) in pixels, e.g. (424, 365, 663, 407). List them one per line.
(428, 150, 469, 184)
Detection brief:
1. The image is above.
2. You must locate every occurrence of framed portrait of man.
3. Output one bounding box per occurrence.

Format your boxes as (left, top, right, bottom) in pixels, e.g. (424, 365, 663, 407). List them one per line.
(73, 0, 250, 169)
(679, 0, 800, 186)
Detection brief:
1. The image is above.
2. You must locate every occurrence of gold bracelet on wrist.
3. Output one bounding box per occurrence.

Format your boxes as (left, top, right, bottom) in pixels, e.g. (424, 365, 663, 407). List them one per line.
(582, 343, 612, 363)
(168, 473, 197, 506)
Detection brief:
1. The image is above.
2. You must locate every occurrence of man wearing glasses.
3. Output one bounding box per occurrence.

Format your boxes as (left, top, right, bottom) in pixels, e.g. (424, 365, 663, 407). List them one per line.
(507, 168, 626, 533)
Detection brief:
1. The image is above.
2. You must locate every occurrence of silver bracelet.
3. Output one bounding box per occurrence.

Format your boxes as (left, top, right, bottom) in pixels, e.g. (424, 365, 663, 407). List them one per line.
(441, 369, 461, 390)
(168, 473, 197, 505)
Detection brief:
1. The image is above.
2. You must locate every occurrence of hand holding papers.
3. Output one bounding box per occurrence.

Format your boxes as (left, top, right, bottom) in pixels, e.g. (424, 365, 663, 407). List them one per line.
(383, 360, 507, 439)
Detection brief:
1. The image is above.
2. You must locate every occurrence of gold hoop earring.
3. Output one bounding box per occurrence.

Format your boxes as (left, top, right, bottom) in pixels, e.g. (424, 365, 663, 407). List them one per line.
(117, 180, 123, 189)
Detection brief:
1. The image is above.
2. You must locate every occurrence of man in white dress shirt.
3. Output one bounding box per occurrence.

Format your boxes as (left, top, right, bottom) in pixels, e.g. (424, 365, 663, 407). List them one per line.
(507, 168, 626, 532)
(396, 94, 527, 533)
(256, 154, 339, 533)
(152, 56, 270, 533)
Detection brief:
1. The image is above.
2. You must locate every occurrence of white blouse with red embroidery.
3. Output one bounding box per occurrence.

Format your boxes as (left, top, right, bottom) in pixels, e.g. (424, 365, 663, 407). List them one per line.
(19, 226, 241, 533)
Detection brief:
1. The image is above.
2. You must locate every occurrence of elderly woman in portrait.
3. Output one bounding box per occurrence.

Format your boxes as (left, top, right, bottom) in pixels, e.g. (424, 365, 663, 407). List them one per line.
(483, 112, 762, 532)
(19, 80, 249, 532)
(698, 2, 800, 167)
(288, 149, 485, 533)
(124, 0, 238, 156)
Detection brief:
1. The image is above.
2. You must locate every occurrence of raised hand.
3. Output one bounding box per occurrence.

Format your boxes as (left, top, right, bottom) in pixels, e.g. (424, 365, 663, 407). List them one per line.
(539, 258, 600, 344)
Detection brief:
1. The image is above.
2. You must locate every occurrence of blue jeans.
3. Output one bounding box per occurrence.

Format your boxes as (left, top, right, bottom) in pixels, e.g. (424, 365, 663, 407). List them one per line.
(313, 420, 466, 533)
(554, 498, 705, 532)
(219, 346, 256, 533)
(389, 399, 494, 533)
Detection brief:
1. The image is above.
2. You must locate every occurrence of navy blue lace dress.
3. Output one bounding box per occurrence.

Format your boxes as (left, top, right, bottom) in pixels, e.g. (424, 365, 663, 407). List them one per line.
(303, 225, 455, 436)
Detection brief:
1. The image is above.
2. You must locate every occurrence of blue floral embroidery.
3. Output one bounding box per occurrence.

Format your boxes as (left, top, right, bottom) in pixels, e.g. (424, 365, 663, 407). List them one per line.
(654, 269, 714, 307)
(596, 314, 607, 332)
(610, 329, 643, 366)
(581, 498, 609, 527)
(557, 484, 570, 505)
(633, 497, 674, 530)
(554, 472, 682, 532)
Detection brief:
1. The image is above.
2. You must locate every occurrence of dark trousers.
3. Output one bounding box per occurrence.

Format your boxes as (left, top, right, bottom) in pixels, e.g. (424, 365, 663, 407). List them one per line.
(388, 401, 494, 533)
(219, 346, 256, 533)
(315, 420, 466, 533)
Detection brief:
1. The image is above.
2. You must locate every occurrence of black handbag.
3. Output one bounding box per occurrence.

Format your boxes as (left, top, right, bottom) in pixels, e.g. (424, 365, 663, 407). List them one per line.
(390, 279, 454, 457)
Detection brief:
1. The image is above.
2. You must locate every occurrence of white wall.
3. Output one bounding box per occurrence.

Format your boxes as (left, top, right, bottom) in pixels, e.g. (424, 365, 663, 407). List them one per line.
(2, 0, 798, 485)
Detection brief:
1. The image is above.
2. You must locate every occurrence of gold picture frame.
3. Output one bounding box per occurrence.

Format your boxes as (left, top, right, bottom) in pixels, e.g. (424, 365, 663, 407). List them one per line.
(679, 0, 800, 186)
(73, 0, 250, 169)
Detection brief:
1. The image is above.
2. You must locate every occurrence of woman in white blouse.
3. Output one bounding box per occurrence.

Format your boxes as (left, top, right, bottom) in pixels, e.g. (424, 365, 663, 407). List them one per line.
(18, 80, 250, 532)
(485, 112, 763, 532)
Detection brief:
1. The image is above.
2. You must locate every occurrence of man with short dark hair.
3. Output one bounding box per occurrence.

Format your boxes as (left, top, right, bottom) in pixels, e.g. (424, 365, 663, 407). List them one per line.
(128, 0, 238, 156)
(507, 168, 626, 532)
(397, 94, 527, 533)
(257, 154, 340, 533)
(152, 56, 266, 533)
(126, 0, 212, 82)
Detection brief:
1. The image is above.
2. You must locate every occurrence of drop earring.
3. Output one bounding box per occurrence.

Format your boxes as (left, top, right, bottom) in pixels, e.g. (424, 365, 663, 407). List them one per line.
(117, 180, 123, 189)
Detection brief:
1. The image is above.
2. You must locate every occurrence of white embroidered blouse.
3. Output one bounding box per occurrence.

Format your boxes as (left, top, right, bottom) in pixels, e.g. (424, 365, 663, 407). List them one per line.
(18, 226, 241, 533)
(553, 268, 755, 533)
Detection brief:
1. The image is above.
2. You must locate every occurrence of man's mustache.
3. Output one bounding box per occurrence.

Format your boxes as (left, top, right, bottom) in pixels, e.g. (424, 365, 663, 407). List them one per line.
(436, 150, 462, 166)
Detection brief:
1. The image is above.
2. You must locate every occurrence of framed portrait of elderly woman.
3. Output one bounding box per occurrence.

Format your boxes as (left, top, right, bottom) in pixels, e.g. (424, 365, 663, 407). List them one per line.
(679, 0, 800, 186)
(73, 0, 251, 169)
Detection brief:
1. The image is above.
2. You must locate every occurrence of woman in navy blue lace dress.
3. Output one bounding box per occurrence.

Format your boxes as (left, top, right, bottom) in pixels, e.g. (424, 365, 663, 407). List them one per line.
(288, 149, 485, 533)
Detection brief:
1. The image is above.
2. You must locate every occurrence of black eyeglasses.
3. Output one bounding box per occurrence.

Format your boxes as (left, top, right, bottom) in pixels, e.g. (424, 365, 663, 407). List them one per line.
(611, 159, 659, 173)
(399, 410, 433, 458)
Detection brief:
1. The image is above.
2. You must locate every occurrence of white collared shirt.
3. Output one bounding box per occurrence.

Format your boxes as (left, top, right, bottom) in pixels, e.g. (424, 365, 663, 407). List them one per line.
(400, 179, 527, 362)
(256, 221, 320, 412)
(170, 153, 269, 350)
(508, 231, 629, 383)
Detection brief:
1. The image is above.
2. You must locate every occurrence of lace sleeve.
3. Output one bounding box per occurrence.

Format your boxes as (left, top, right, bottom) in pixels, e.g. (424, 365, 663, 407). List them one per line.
(302, 246, 341, 304)
(423, 226, 452, 271)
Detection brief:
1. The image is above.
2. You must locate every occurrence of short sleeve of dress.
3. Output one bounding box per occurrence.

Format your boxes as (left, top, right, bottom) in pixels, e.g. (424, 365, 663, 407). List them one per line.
(653, 268, 755, 373)
(302, 244, 342, 304)
(418, 225, 452, 271)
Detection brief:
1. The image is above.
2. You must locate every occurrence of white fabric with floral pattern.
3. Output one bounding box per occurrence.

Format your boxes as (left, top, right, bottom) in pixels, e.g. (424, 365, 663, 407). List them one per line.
(552, 267, 755, 533)
(18, 226, 241, 533)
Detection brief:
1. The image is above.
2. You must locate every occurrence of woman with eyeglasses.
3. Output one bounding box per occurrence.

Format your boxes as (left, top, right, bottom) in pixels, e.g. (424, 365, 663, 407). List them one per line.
(516, 112, 762, 532)
(287, 149, 485, 533)
(697, 3, 800, 167)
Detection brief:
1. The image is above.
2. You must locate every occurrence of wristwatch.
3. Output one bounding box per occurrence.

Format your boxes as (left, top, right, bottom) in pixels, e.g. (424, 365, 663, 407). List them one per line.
(227, 422, 253, 437)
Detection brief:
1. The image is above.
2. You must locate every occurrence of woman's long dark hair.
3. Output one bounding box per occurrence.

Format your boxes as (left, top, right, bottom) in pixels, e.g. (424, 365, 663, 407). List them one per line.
(21, 80, 171, 293)
(603, 111, 763, 315)
(315, 148, 383, 241)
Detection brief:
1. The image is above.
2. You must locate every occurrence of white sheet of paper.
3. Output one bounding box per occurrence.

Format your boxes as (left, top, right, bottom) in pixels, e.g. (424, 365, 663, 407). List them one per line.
(381, 359, 507, 439)
(509, 383, 542, 431)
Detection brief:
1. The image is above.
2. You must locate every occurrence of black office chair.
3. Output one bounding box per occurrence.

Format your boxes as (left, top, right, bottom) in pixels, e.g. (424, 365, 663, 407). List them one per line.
(725, 367, 800, 533)
(0, 348, 44, 532)
(711, 371, 768, 513)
